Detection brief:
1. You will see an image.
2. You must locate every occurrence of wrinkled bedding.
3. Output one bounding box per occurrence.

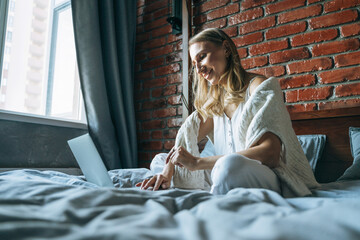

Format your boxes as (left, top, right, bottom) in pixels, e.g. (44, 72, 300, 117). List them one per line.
(0, 169, 360, 240)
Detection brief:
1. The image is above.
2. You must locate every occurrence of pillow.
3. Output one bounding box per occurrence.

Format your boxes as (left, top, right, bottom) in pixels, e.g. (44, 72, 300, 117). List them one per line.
(297, 135, 327, 173)
(338, 127, 360, 181)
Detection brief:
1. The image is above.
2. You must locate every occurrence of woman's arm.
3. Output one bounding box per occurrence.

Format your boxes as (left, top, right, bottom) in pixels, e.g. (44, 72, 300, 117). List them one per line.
(171, 132, 282, 170)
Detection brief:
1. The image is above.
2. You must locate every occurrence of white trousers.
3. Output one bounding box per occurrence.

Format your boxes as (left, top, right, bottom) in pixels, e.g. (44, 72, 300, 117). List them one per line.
(150, 153, 281, 195)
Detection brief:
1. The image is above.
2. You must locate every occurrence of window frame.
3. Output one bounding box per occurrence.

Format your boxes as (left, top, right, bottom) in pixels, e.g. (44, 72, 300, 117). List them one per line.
(0, 0, 87, 129)
(0, 0, 9, 85)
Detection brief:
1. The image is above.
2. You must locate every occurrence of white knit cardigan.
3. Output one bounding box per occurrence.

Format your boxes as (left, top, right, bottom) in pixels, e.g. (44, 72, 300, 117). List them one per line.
(173, 77, 320, 197)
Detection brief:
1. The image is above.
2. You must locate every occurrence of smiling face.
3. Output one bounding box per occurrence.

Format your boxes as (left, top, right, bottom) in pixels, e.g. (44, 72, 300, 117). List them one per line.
(189, 41, 228, 86)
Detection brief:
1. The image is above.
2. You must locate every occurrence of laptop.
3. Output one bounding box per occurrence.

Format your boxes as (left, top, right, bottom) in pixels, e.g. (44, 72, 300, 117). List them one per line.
(68, 133, 114, 188)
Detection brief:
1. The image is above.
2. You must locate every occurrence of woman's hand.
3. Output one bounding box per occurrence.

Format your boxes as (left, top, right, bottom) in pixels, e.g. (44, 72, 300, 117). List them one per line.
(166, 146, 199, 171)
(135, 173, 171, 191)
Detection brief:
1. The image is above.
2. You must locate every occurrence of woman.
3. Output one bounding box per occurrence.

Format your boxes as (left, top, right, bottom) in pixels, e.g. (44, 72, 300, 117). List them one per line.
(136, 28, 319, 197)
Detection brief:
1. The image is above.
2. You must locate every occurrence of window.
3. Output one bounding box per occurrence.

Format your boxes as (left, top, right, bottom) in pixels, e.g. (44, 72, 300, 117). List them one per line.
(6, 31, 12, 42)
(0, 0, 86, 124)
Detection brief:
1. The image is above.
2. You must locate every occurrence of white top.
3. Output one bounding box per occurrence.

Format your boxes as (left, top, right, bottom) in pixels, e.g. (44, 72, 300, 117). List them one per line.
(213, 80, 252, 155)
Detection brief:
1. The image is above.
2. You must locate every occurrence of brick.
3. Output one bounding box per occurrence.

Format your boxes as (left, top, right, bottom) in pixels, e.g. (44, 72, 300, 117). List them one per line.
(136, 111, 152, 121)
(135, 90, 150, 100)
(167, 118, 183, 127)
(142, 99, 167, 110)
(249, 39, 288, 56)
(286, 58, 333, 74)
(341, 23, 360, 37)
(319, 99, 360, 110)
(136, 32, 150, 43)
(286, 103, 317, 113)
(142, 120, 166, 130)
(177, 106, 183, 115)
(138, 131, 151, 141)
(144, 17, 168, 31)
(140, 37, 166, 50)
(166, 52, 181, 64)
(167, 34, 182, 44)
(164, 140, 175, 150)
(151, 24, 172, 37)
(240, 16, 276, 35)
(153, 108, 177, 118)
(198, 18, 227, 31)
(238, 48, 248, 58)
(193, 14, 207, 26)
(137, 0, 145, 8)
(143, 77, 167, 89)
(141, 141, 163, 150)
(168, 95, 181, 105)
(136, 70, 153, 81)
(265, 0, 305, 15)
(135, 52, 147, 62)
(279, 75, 315, 89)
(285, 86, 333, 103)
(223, 27, 238, 37)
(309, 9, 358, 29)
(151, 131, 163, 139)
(335, 82, 360, 97)
(168, 73, 182, 84)
(137, 16, 143, 25)
(154, 63, 180, 76)
(278, 5, 322, 24)
(335, 51, 360, 67)
(228, 8, 263, 26)
(174, 40, 183, 51)
(207, 4, 239, 21)
(249, 65, 286, 77)
(269, 47, 310, 64)
(137, 6, 144, 16)
(197, 0, 230, 13)
(312, 39, 360, 57)
(148, 45, 173, 59)
(241, 0, 275, 10)
(153, 7, 170, 19)
(163, 129, 177, 139)
(143, 0, 168, 13)
(318, 66, 360, 84)
(324, 0, 360, 13)
(152, 85, 177, 98)
(142, 58, 164, 70)
(308, 0, 322, 3)
(266, 22, 306, 40)
(291, 29, 338, 47)
(233, 32, 263, 47)
(241, 56, 268, 69)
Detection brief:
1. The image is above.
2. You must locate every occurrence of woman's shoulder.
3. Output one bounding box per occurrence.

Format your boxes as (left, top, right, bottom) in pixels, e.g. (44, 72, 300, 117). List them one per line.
(247, 74, 268, 96)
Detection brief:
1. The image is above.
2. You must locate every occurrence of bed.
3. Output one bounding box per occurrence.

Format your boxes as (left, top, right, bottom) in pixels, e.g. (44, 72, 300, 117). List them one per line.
(1, 106, 360, 240)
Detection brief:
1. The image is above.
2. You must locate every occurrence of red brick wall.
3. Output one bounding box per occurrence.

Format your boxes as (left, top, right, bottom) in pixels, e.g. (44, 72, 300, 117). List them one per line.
(135, 0, 183, 168)
(135, 0, 360, 168)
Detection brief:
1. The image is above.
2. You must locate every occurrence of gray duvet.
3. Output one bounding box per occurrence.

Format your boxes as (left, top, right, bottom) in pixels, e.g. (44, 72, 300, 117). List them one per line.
(0, 169, 360, 240)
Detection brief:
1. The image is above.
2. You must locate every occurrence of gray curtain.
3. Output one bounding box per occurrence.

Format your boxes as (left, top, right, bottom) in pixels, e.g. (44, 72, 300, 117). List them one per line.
(71, 0, 137, 169)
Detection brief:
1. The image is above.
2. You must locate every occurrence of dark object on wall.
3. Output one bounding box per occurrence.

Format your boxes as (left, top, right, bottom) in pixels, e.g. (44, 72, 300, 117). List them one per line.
(72, 0, 138, 169)
(167, 0, 182, 34)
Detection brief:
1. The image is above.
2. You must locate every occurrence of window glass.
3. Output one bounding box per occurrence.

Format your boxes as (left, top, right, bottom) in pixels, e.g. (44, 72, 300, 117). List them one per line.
(0, 0, 86, 123)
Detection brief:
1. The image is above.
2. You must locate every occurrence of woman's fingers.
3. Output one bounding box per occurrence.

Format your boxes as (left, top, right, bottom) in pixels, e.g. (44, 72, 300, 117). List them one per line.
(135, 182, 141, 187)
(142, 177, 156, 190)
(165, 147, 176, 164)
(140, 178, 149, 189)
(153, 175, 164, 191)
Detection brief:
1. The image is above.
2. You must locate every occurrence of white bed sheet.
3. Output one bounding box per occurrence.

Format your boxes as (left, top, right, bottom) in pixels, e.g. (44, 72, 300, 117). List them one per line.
(0, 169, 359, 240)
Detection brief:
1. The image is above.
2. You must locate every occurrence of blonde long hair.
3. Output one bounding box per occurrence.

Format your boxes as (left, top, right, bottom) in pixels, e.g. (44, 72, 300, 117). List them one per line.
(189, 28, 247, 120)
